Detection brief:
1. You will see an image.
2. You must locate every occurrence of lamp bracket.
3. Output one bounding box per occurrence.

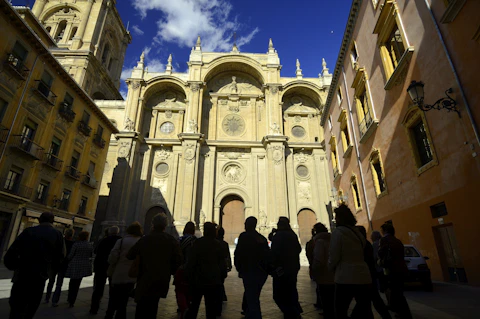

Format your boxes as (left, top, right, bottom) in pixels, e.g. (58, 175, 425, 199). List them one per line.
(419, 88, 460, 117)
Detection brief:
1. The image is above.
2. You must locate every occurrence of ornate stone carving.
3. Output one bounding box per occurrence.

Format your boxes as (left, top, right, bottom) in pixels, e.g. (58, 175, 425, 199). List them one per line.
(291, 126, 306, 138)
(118, 141, 131, 159)
(271, 145, 284, 165)
(155, 149, 171, 161)
(124, 118, 135, 131)
(229, 104, 239, 113)
(298, 182, 312, 201)
(132, 82, 141, 90)
(295, 152, 310, 163)
(199, 210, 206, 231)
(294, 115, 302, 123)
(226, 152, 241, 160)
(240, 100, 248, 106)
(269, 85, 279, 94)
(219, 99, 228, 105)
(187, 119, 198, 133)
(190, 83, 201, 92)
(259, 210, 267, 231)
(270, 122, 281, 135)
(222, 114, 245, 136)
(152, 109, 158, 116)
(184, 142, 196, 163)
(222, 163, 245, 183)
(165, 110, 172, 118)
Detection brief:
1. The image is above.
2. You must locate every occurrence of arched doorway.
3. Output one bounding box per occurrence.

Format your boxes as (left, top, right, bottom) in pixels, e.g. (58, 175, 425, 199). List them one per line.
(220, 195, 245, 244)
(144, 206, 166, 233)
(298, 209, 317, 245)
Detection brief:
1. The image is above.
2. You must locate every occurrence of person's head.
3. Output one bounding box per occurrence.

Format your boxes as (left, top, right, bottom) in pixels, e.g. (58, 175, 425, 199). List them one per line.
(313, 223, 328, 235)
(217, 227, 225, 239)
(356, 225, 367, 238)
(39, 212, 54, 224)
(78, 231, 89, 241)
(203, 222, 216, 238)
(334, 204, 357, 227)
(64, 228, 75, 240)
(183, 221, 196, 236)
(108, 226, 120, 236)
(152, 213, 168, 231)
(126, 222, 143, 237)
(371, 230, 382, 242)
(277, 217, 291, 231)
(245, 216, 257, 231)
(381, 222, 395, 236)
(104, 228, 110, 237)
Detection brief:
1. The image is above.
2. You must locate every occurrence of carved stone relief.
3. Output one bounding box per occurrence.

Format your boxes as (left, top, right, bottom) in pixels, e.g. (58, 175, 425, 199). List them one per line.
(118, 141, 131, 159)
(270, 145, 284, 165)
(184, 142, 196, 163)
(298, 181, 312, 201)
(155, 149, 171, 161)
(222, 163, 245, 184)
(222, 114, 245, 136)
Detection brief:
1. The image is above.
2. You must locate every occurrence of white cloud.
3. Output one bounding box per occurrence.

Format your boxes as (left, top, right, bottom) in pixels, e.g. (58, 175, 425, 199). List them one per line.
(131, 0, 258, 51)
(146, 59, 165, 73)
(131, 25, 144, 36)
(121, 67, 133, 81)
(120, 90, 128, 99)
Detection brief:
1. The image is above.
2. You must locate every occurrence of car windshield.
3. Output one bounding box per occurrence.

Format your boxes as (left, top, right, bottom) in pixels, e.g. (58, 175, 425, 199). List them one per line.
(404, 246, 420, 257)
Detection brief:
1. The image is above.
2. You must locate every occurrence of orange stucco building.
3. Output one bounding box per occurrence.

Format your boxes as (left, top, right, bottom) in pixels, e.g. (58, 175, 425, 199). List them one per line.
(322, 0, 480, 285)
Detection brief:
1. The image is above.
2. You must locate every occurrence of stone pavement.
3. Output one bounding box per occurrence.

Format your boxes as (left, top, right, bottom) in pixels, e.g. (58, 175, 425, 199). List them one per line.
(1, 265, 480, 319)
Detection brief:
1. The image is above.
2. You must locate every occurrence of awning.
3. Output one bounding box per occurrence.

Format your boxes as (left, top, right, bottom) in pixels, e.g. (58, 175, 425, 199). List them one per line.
(25, 209, 73, 226)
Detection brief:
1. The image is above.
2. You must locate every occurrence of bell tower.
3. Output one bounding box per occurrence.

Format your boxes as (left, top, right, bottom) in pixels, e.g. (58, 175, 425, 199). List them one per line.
(32, 0, 131, 100)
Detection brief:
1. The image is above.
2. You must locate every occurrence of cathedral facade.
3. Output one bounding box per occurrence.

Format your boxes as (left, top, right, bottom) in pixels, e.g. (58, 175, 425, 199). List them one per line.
(97, 39, 333, 244)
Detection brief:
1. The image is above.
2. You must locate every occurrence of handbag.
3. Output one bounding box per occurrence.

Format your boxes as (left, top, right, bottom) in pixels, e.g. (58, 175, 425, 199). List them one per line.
(107, 238, 123, 277)
(128, 255, 140, 278)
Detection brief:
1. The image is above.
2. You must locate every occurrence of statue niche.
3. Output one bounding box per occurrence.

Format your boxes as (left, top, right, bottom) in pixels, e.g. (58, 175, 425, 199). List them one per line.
(209, 74, 262, 95)
(143, 89, 186, 138)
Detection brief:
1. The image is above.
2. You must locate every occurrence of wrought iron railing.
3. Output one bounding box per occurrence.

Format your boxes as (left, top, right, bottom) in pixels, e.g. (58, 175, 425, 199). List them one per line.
(10, 135, 44, 159)
(78, 120, 92, 136)
(65, 166, 81, 180)
(359, 109, 374, 138)
(93, 132, 106, 148)
(59, 198, 70, 211)
(34, 80, 57, 105)
(58, 102, 76, 122)
(5, 53, 29, 79)
(82, 174, 97, 189)
(0, 177, 32, 199)
(42, 152, 63, 170)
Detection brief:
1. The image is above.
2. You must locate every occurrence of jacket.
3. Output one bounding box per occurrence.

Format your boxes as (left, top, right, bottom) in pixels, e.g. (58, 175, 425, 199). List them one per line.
(271, 229, 302, 275)
(186, 237, 225, 286)
(311, 232, 335, 285)
(108, 235, 141, 284)
(234, 230, 270, 275)
(4, 223, 65, 281)
(328, 226, 371, 284)
(127, 230, 182, 301)
(94, 235, 121, 274)
(378, 234, 408, 275)
(179, 234, 197, 267)
(65, 241, 93, 279)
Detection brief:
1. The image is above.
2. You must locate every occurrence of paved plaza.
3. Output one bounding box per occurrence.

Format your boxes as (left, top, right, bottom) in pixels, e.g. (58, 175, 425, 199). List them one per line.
(1, 264, 480, 319)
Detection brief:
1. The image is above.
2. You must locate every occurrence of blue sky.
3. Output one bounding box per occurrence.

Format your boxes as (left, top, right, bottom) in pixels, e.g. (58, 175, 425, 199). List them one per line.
(15, 0, 352, 93)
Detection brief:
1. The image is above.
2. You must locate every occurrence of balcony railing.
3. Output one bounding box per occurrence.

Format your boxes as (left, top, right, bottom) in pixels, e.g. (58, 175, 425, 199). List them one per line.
(82, 175, 97, 189)
(34, 80, 57, 105)
(4, 53, 29, 79)
(78, 120, 92, 136)
(359, 109, 374, 138)
(93, 132, 106, 148)
(333, 166, 340, 179)
(77, 204, 86, 216)
(58, 102, 76, 122)
(0, 178, 32, 199)
(10, 135, 44, 159)
(0, 125, 8, 143)
(59, 198, 70, 211)
(65, 166, 81, 180)
(42, 152, 63, 170)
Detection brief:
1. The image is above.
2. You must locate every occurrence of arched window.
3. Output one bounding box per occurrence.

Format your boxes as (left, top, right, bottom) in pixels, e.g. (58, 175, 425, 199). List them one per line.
(69, 27, 78, 41)
(55, 20, 67, 42)
(46, 26, 52, 34)
(108, 58, 114, 71)
(101, 43, 110, 65)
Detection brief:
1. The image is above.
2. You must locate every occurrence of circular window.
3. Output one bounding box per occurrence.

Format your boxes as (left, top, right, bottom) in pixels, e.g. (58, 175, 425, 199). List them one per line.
(156, 163, 169, 175)
(296, 165, 309, 177)
(160, 122, 174, 134)
(292, 126, 306, 138)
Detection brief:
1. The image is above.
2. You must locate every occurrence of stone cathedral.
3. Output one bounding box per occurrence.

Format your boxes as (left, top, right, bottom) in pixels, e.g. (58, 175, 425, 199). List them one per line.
(97, 39, 333, 244)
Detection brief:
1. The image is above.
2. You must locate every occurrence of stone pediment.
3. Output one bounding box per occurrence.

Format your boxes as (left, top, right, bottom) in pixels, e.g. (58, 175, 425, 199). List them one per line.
(211, 75, 262, 96)
(283, 95, 319, 115)
(153, 99, 186, 110)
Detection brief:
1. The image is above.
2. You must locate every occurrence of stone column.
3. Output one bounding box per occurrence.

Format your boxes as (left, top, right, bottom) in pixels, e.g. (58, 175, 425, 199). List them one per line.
(124, 80, 143, 131)
(72, 0, 94, 49)
(265, 84, 283, 135)
(285, 147, 299, 232)
(186, 82, 204, 131)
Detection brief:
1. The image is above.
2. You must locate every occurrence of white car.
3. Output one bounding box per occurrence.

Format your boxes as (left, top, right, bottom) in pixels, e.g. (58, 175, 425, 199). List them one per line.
(404, 245, 433, 291)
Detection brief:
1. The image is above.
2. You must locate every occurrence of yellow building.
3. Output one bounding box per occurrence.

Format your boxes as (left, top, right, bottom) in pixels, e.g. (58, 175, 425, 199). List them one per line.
(0, 0, 118, 256)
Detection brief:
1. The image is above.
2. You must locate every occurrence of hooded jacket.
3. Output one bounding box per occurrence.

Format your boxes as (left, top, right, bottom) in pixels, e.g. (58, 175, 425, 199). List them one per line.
(311, 232, 335, 285)
(328, 226, 371, 285)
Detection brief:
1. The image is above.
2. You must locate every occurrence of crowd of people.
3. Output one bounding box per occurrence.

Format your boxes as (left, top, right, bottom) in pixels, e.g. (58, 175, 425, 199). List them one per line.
(3, 204, 412, 319)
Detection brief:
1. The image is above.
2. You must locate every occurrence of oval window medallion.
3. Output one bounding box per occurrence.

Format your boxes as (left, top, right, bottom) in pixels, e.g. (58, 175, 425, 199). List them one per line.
(156, 163, 169, 175)
(296, 165, 309, 178)
(292, 126, 306, 138)
(160, 121, 174, 134)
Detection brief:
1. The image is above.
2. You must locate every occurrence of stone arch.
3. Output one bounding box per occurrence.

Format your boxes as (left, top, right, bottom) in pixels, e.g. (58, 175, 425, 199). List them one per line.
(219, 195, 245, 244)
(143, 205, 172, 231)
(297, 208, 317, 244)
(214, 186, 252, 209)
(202, 57, 265, 84)
(281, 82, 324, 108)
(39, 4, 82, 22)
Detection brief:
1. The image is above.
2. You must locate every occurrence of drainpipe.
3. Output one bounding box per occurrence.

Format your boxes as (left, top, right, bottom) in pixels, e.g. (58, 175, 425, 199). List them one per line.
(342, 66, 373, 230)
(423, 0, 480, 147)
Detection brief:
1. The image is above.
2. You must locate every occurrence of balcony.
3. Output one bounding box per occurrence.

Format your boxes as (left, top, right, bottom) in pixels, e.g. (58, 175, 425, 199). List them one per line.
(4, 53, 29, 79)
(42, 152, 64, 171)
(58, 102, 76, 123)
(359, 110, 379, 144)
(78, 120, 92, 137)
(0, 125, 8, 144)
(58, 198, 70, 211)
(0, 178, 32, 199)
(93, 132, 106, 148)
(65, 166, 81, 180)
(77, 204, 86, 216)
(33, 80, 57, 106)
(9, 135, 44, 160)
(82, 174, 97, 189)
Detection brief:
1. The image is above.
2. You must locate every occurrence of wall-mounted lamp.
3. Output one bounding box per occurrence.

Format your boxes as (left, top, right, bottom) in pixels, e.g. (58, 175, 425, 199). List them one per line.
(406, 81, 459, 117)
(331, 187, 348, 205)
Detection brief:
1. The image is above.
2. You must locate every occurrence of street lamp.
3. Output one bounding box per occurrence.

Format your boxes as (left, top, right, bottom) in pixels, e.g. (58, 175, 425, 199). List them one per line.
(406, 81, 459, 117)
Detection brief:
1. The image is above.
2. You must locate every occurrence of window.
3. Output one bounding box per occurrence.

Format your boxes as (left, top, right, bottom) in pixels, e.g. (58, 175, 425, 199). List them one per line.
(63, 92, 74, 108)
(402, 107, 438, 174)
(4, 168, 22, 192)
(20, 121, 37, 151)
(35, 180, 49, 204)
(336, 87, 343, 105)
(96, 124, 104, 137)
(160, 121, 174, 134)
(351, 175, 362, 211)
(49, 137, 61, 156)
(69, 27, 78, 41)
(81, 111, 90, 125)
(337, 110, 352, 157)
(10, 41, 28, 68)
(328, 115, 333, 131)
(102, 43, 110, 64)
(329, 136, 341, 179)
(373, 1, 413, 88)
(440, 0, 467, 23)
(350, 41, 359, 69)
(430, 202, 448, 219)
(108, 58, 114, 71)
(38, 71, 53, 98)
(369, 149, 387, 197)
(71, 150, 80, 168)
(55, 20, 67, 42)
(0, 98, 7, 123)
(60, 189, 71, 210)
(352, 69, 377, 142)
(85, 161, 96, 187)
(78, 196, 88, 215)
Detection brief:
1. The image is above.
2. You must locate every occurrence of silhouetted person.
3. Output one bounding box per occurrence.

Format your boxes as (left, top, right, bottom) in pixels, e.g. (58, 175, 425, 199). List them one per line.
(65, 231, 94, 307)
(105, 222, 143, 319)
(216, 226, 232, 315)
(127, 213, 182, 319)
(378, 223, 412, 319)
(5, 212, 65, 319)
(311, 223, 335, 319)
(371, 230, 385, 292)
(185, 222, 226, 319)
(271, 217, 302, 319)
(174, 221, 197, 318)
(234, 216, 270, 319)
(306, 227, 322, 309)
(328, 204, 373, 319)
(49, 228, 75, 307)
(351, 226, 391, 319)
(90, 226, 121, 314)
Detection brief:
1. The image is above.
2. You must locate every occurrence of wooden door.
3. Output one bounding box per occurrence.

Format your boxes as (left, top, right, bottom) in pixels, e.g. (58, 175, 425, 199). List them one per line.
(220, 196, 245, 245)
(433, 224, 467, 283)
(298, 209, 317, 245)
(144, 206, 165, 234)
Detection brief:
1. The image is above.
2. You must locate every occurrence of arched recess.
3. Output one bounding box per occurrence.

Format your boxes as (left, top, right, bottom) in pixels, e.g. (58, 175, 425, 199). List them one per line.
(55, 20, 67, 42)
(39, 4, 82, 22)
(298, 208, 317, 244)
(202, 56, 265, 84)
(220, 195, 245, 244)
(142, 80, 188, 138)
(213, 186, 252, 208)
(92, 92, 106, 100)
(144, 206, 166, 233)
